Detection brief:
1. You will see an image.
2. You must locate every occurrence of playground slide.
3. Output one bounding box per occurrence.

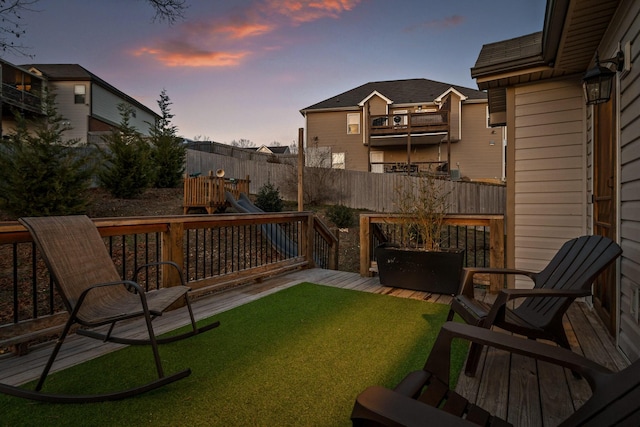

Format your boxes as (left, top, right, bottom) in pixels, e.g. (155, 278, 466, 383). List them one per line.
(225, 192, 298, 258)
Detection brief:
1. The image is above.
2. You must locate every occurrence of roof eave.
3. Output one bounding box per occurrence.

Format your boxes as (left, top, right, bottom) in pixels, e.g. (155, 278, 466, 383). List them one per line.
(300, 106, 361, 116)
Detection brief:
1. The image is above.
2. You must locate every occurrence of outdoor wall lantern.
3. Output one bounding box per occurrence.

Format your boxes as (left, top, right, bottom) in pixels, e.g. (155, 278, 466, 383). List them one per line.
(582, 50, 625, 105)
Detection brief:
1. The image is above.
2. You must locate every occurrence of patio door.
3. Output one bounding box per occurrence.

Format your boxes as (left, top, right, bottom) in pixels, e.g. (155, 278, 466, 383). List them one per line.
(593, 87, 618, 335)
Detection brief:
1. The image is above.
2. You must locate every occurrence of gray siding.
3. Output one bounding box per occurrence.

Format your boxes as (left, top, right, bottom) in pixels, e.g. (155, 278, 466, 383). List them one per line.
(513, 80, 587, 287)
(51, 81, 90, 144)
(599, 0, 640, 361)
(92, 84, 156, 136)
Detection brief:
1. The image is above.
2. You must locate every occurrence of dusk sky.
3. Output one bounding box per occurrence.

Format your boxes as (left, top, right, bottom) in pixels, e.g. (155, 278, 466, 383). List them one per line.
(3, 0, 546, 147)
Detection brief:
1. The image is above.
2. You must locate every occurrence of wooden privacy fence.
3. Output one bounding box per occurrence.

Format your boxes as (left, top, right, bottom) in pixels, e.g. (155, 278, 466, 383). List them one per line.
(183, 171, 250, 214)
(186, 150, 506, 214)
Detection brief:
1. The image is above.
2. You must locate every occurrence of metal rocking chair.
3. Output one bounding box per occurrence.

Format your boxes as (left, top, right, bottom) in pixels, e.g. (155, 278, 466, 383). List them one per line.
(0, 215, 220, 403)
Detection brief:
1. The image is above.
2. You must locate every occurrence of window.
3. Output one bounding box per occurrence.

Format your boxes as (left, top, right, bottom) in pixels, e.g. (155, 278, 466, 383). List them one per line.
(74, 85, 86, 104)
(347, 113, 360, 134)
(332, 152, 345, 169)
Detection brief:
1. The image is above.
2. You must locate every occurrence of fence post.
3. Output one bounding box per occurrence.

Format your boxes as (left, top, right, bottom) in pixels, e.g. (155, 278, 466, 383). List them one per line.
(359, 214, 372, 276)
(162, 221, 185, 289)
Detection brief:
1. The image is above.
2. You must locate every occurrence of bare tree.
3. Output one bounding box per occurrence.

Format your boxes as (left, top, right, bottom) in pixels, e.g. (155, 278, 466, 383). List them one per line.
(230, 138, 255, 148)
(0, 0, 38, 56)
(145, 0, 187, 24)
(0, 0, 188, 56)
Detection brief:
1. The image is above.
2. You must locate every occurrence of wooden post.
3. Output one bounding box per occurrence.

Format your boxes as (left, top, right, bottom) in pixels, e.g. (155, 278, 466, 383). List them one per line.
(303, 213, 315, 267)
(297, 127, 304, 211)
(162, 221, 184, 290)
(489, 217, 505, 292)
(406, 112, 412, 171)
(359, 214, 372, 276)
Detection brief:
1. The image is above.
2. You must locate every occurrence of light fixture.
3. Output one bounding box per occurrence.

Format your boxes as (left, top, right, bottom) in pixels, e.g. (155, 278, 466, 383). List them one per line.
(582, 50, 625, 105)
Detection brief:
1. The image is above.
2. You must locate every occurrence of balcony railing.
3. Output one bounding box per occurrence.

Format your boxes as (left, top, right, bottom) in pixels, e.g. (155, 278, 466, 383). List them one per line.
(370, 110, 449, 136)
(0, 213, 338, 353)
(1, 83, 43, 114)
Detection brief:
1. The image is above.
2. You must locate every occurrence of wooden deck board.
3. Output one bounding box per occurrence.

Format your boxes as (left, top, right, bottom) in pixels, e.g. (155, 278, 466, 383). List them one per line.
(0, 268, 629, 426)
(507, 353, 540, 427)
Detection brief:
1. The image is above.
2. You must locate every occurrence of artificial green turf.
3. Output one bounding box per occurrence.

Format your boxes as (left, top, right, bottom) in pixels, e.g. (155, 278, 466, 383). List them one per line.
(0, 283, 467, 426)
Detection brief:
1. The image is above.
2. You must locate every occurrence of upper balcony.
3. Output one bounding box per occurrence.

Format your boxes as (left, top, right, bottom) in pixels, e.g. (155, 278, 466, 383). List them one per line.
(1, 60, 45, 116)
(368, 110, 450, 147)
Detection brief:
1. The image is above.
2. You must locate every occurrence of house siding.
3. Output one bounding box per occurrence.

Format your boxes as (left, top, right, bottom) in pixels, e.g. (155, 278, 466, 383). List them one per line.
(92, 84, 155, 136)
(306, 110, 369, 171)
(452, 103, 503, 180)
(597, 0, 640, 361)
(512, 80, 587, 287)
(50, 81, 90, 144)
(307, 101, 503, 180)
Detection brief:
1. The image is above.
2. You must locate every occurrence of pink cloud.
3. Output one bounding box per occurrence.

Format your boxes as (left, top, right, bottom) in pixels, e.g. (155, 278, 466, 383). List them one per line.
(134, 45, 250, 67)
(265, 0, 362, 23)
(133, 0, 362, 68)
(215, 22, 276, 40)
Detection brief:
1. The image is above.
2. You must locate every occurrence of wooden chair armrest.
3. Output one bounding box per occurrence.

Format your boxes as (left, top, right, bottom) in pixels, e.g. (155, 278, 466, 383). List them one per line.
(353, 385, 472, 427)
(458, 267, 536, 297)
(353, 323, 614, 426)
(476, 288, 591, 328)
(500, 288, 592, 299)
(425, 323, 612, 390)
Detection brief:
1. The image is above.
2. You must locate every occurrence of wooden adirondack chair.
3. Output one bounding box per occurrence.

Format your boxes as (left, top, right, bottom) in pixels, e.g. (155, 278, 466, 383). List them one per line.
(447, 235, 622, 376)
(352, 322, 639, 426)
(0, 215, 220, 403)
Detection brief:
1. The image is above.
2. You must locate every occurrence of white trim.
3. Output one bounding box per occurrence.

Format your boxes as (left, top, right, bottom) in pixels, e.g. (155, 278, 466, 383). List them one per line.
(358, 90, 393, 106)
(435, 87, 468, 103)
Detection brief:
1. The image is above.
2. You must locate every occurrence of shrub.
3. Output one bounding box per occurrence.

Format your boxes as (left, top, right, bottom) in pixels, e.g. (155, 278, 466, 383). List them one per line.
(148, 89, 185, 188)
(326, 204, 355, 228)
(98, 104, 153, 198)
(0, 91, 95, 217)
(255, 182, 284, 212)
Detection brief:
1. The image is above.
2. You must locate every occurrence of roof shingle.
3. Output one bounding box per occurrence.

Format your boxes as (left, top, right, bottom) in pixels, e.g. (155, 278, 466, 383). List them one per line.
(301, 78, 486, 112)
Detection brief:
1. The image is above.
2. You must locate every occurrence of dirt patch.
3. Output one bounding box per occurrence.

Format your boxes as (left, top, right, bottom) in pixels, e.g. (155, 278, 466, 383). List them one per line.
(1, 188, 363, 273)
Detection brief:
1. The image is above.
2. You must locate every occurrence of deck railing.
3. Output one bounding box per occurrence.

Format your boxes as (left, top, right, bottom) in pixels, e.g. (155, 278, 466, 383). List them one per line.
(0, 213, 338, 353)
(183, 172, 251, 214)
(369, 110, 449, 136)
(360, 213, 505, 290)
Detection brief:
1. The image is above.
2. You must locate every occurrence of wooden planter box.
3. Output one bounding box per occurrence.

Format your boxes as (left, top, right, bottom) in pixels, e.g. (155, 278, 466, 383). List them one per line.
(375, 243, 464, 295)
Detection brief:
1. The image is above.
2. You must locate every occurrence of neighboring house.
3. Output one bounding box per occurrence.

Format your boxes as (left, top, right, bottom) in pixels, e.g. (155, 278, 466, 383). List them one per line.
(300, 78, 506, 182)
(0, 58, 46, 136)
(247, 145, 291, 155)
(471, 0, 640, 361)
(20, 63, 160, 145)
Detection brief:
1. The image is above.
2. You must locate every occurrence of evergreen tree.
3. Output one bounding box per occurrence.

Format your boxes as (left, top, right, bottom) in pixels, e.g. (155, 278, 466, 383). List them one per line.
(0, 91, 94, 217)
(148, 89, 185, 188)
(98, 104, 152, 198)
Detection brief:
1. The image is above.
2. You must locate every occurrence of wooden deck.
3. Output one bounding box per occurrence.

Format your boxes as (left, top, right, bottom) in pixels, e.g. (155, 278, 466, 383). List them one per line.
(0, 268, 628, 426)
